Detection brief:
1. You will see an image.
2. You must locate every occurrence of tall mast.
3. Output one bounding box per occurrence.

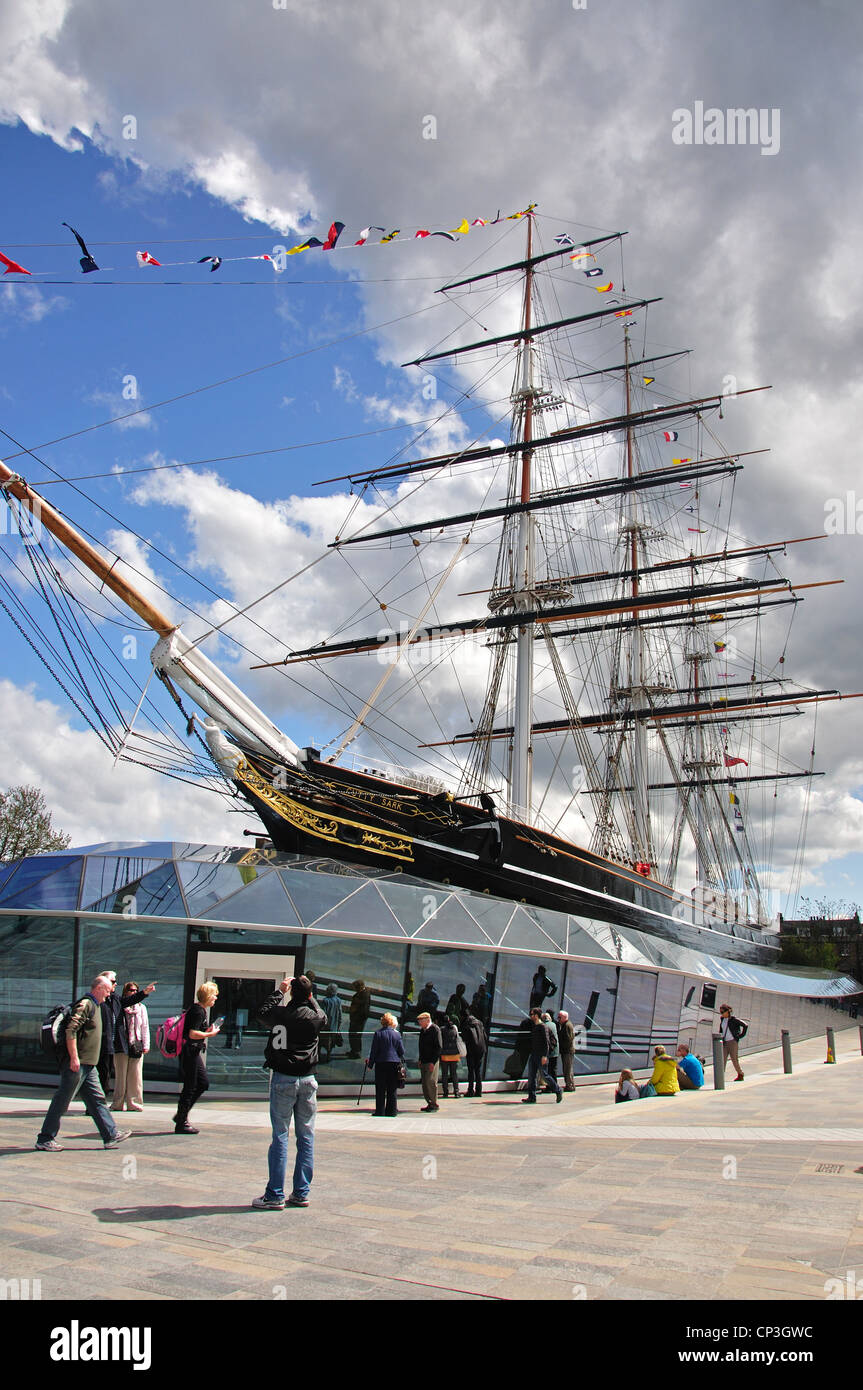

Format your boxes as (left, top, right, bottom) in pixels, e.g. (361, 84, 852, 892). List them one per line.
(622, 328, 653, 863)
(510, 216, 536, 821)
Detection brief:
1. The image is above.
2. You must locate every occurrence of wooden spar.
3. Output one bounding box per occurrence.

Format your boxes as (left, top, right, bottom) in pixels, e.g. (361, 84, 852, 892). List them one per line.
(0, 460, 176, 638)
(456, 532, 827, 597)
(252, 577, 840, 669)
(419, 689, 863, 747)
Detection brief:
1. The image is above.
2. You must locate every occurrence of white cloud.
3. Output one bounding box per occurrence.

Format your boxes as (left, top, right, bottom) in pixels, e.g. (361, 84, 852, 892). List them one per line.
(0, 679, 234, 847)
(0, 282, 69, 326)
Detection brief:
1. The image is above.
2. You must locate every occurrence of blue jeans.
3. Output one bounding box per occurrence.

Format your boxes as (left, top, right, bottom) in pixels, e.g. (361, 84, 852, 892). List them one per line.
(38, 1062, 118, 1143)
(527, 1054, 561, 1099)
(265, 1072, 317, 1202)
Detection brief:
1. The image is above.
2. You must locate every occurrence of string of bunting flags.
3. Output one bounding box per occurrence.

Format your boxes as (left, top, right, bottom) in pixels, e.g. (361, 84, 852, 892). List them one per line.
(0, 203, 538, 279)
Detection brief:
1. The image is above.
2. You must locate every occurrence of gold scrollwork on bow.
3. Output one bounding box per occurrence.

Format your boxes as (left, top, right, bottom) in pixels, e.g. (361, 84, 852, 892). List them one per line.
(236, 758, 414, 862)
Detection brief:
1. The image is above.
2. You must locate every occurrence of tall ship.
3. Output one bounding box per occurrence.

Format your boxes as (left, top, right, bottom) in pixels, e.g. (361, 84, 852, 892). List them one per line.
(1, 215, 855, 967)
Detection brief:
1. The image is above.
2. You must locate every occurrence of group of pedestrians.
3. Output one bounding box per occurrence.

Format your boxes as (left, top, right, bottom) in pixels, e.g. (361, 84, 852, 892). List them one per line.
(36, 971, 155, 1151)
(36, 971, 751, 1213)
(615, 1005, 747, 1100)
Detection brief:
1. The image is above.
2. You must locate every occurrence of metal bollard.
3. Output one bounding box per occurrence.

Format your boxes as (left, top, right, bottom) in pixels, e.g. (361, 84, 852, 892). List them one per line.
(825, 1026, 836, 1063)
(712, 1032, 725, 1090)
(781, 1028, 792, 1074)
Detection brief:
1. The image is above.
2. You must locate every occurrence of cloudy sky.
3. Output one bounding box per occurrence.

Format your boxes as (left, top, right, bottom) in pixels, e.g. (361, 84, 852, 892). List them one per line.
(0, 0, 861, 913)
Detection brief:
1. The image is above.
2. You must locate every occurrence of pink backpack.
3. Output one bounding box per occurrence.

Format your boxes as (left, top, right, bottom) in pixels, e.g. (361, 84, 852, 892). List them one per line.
(155, 1010, 188, 1059)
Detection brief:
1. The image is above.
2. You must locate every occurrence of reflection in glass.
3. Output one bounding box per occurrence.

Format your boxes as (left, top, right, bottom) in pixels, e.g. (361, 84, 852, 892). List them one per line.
(0, 915, 75, 1074)
(304, 934, 408, 1081)
(559, 961, 619, 1076)
(608, 969, 658, 1071)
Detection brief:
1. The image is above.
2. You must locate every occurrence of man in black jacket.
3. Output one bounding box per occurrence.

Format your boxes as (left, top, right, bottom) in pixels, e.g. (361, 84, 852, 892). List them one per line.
(522, 1008, 563, 1104)
(252, 975, 325, 1210)
(417, 1010, 442, 1112)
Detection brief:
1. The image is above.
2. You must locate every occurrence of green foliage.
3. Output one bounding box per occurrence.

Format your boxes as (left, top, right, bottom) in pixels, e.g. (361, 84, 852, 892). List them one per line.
(0, 784, 71, 862)
(780, 938, 841, 969)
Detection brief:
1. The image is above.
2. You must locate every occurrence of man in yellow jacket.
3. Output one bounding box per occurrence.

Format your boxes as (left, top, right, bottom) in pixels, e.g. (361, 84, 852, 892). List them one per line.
(649, 1045, 680, 1095)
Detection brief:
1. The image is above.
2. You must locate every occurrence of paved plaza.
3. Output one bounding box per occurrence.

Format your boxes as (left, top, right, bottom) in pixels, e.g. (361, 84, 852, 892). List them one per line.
(2, 1029, 862, 1303)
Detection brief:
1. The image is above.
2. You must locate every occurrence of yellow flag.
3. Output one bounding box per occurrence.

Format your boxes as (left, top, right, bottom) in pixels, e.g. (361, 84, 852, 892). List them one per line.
(449, 219, 470, 235)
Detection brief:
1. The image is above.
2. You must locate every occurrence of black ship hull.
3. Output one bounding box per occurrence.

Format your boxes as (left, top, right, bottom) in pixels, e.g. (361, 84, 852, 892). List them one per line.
(228, 749, 780, 965)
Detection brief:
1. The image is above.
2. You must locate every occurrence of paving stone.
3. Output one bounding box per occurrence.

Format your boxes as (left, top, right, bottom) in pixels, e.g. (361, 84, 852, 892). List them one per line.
(2, 1031, 863, 1305)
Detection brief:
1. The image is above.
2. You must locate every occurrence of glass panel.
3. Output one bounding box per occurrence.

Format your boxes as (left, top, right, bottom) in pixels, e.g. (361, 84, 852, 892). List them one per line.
(303, 934, 408, 1085)
(609, 970, 658, 1071)
(77, 914, 188, 1088)
(515, 903, 568, 951)
(295, 882, 406, 937)
(0, 855, 80, 906)
(179, 860, 277, 916)
(81, 856, 162, 908)
(485, 954, 560, 1082)
(281, 871, 369, 926)
(0, 915, 76, 1075)
(457, 893, 518, 946)
(0, 860, 22, 895)
(200, 871, 298, 926)
(501, 907, 565, 953)
(89, 862, 186, 918)
(370, 879, 426, 932)
(413, 895, 490, 946)
(405, 946, 498, 1021)
(559, 961, 619, 1076)
(190, 925, 302, 948)
(567, 916, 612, 958)
(651, 971, 685, 1054)
(0, 859, 84, 911)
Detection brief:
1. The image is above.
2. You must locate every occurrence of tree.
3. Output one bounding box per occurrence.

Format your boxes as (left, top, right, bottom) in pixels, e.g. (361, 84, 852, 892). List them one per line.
(798, 896, 860, 921)
(780, 938, 840, 970)
(0, 785, 71, 862)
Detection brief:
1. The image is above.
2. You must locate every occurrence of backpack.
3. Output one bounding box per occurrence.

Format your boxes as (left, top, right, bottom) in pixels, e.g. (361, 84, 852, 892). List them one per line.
(40, 1002, 76, 1066)
(155, 1010, 188, 1059)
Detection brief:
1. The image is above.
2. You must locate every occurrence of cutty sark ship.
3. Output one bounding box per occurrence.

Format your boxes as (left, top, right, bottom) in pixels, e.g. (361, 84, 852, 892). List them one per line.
(1, 213, 857, 966)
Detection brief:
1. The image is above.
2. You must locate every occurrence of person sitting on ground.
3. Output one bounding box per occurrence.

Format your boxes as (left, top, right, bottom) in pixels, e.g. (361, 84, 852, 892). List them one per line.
(676, 1043, 705, 1090)
(615, 1068, 640, 1103)
(648, 1045, 680, 1096)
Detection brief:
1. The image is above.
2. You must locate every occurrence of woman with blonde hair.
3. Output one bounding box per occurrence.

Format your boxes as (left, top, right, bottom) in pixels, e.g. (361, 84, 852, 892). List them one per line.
(366, 1011, 405, 1117)
(174, 980, 222, 1135)
(648, 1045, 680, 1096)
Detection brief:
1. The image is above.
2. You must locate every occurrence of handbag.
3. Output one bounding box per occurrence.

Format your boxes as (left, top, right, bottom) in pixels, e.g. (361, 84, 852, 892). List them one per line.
(396, 1062, 407, 1089)
(127, 1043, 143, 1059)
(456, 1035, 467, 1058)
(639, 1081, 657, 1098)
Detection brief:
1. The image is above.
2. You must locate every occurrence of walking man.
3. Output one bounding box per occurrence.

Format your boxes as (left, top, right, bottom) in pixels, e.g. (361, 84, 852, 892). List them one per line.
(557, 1010, 576, 1091)
(36, 975, 133, 1150)
(719, 1004, 746, 1081)
(522, 1008, 563, 1104)
(417, 1010, 442, 1112)
(252, 975, 325, 1210)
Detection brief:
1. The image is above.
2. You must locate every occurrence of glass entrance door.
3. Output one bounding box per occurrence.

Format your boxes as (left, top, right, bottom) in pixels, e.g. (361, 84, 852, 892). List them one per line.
(193, 948, 295, 1088)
